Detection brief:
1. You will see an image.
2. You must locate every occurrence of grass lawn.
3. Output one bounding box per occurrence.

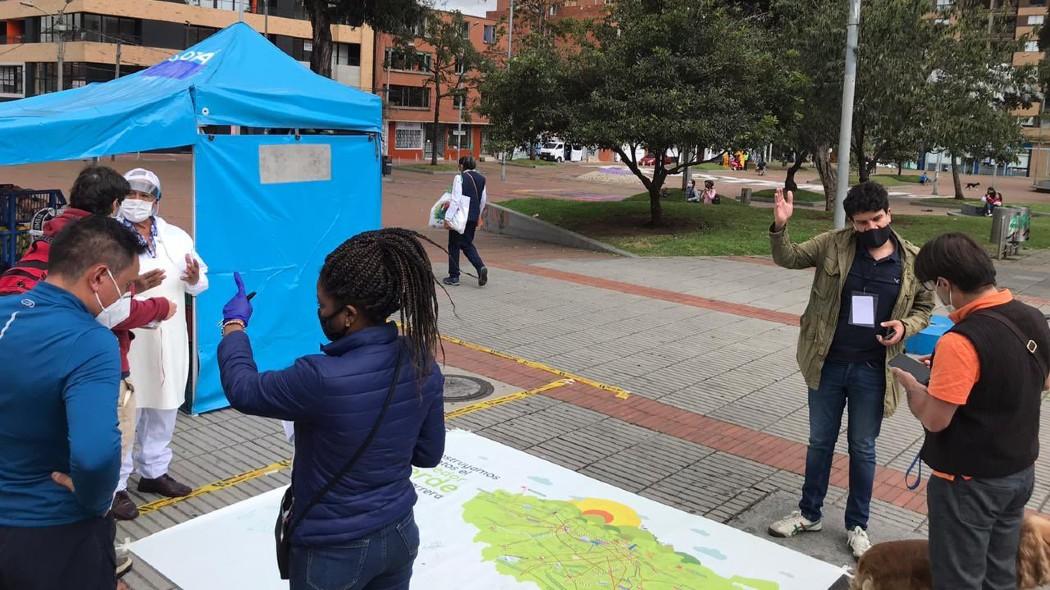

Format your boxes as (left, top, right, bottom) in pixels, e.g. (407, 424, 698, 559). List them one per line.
(502, 190, 1050, 256)
(505, 159, 558, 168)
(921, 198, 1050, 216)
(848, 174, 924, 187)
(398, 163, 460, 173)
(752, 188, 824, 203)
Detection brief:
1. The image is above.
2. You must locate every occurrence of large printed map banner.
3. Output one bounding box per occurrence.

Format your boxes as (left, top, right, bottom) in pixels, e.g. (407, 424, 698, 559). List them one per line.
(132, 430, 849, 589)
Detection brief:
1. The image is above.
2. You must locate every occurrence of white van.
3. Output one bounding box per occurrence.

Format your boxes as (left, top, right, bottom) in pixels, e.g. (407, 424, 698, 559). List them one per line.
(539, 140, 566, 162)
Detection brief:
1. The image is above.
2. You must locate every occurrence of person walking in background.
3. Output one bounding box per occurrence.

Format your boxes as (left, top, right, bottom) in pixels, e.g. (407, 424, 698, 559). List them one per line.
(765, 182, 934, 559)
(116, 168, 208, 502)
(443, 156, 488, 287)
(0, 216, 146, 590)
(895, 233, 1050, 589)
(218, 228, 446, 590)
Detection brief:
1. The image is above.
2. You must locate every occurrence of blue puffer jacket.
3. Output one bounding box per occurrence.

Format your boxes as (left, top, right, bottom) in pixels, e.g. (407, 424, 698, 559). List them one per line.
(218, 322, 445, 546)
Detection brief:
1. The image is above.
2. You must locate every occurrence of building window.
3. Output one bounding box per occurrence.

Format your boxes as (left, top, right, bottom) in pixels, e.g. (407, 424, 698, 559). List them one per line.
(385, 49, 431, 72)
(483, 24, 496, 44)
(452, 93, 467, 109)
(1029, 15, 1046, 25)
(334, 43, 361, 66)
(292, 38, 312, 62)
(394, 123, 424, 150)
(0, 65, 22, 94)
(1026, 40, 1040, 52)
(388, 84, 430, 108)
(185, 24, 218, 48)
(33, 61, 88, 94)
(447, 125, 473, 150)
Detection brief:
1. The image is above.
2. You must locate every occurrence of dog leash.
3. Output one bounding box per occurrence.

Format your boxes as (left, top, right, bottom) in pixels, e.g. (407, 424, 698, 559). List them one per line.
(905, 451, 923, 491)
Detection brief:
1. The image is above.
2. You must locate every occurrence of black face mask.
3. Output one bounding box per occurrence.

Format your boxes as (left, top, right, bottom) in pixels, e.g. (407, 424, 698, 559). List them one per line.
(319, 308, 349, 342)
(857, 224, 892, 249)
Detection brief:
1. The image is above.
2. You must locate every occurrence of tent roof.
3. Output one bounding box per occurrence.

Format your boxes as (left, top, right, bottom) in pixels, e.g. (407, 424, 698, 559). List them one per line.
(0, 22, 382, 165)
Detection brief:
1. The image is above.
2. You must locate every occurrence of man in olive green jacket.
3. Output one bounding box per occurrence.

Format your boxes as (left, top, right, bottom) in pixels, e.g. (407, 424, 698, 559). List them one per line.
(766, 182, 934, 559)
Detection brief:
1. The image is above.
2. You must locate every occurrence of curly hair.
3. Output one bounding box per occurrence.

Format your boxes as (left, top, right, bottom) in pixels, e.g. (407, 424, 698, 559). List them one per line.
(319, 228, 444, 381)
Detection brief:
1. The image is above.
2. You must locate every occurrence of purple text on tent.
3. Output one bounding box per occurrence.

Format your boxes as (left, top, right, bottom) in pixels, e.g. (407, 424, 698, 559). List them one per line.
(143, 60, 204, 80)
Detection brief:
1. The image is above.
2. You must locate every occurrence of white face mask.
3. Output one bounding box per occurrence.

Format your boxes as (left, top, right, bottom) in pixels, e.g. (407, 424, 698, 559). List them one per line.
(120, 199, 154, 223)
(94, 269, 132, 329)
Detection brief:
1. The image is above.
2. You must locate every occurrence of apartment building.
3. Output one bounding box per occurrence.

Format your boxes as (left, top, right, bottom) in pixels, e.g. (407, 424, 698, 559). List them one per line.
(374, 10, 502, 162)
(0, 0, 373, 102)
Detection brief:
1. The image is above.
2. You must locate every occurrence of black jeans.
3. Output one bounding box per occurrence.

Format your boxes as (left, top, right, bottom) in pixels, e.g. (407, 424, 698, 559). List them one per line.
(448, 221, 485, 280)
(927, 465, 1035, 590)
(0, 516, 116, 590)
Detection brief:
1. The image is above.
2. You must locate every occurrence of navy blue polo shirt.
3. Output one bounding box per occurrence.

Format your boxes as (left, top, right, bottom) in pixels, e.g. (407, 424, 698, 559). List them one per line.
(826, 238, 903, 363)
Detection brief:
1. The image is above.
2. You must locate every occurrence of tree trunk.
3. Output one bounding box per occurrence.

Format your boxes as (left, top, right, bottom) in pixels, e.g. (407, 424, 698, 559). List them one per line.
(951, 156, 965, 200)
(897, 161, 903, 176)
(812, 145, 837, 212)
(649, 169, 665, 227)
(430, 86, 441, 166)
(784, 151, 805, 192)
(306, 0, 333, 78)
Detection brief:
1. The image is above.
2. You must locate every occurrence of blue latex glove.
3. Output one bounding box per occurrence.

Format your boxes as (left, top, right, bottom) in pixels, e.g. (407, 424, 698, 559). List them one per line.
(222, 272, 253, 326)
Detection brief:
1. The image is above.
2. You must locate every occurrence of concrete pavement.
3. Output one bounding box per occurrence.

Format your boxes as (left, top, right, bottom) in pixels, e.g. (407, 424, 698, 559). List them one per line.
(5, 158, 1050, 587)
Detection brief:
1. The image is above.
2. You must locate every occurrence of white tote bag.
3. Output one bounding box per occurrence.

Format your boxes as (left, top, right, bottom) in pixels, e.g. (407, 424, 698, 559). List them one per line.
(429, 192, 467, 233)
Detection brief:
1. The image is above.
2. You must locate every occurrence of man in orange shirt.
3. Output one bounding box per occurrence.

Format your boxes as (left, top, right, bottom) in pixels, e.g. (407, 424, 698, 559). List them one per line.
(893, 233, 1050, 590)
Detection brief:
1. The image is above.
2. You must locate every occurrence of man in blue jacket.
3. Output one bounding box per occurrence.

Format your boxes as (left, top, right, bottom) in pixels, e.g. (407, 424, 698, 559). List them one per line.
(0, 215, 145, 589)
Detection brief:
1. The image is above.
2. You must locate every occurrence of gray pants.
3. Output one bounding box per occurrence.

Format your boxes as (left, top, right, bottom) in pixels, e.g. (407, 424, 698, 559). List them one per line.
(928, 465, 1035, 590)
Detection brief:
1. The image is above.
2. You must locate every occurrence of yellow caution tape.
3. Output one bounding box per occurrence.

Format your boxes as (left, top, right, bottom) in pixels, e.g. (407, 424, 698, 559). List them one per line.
(136, 458, 291, 516)
(440, 334, 631, 399)
(445, 379, 575, 420)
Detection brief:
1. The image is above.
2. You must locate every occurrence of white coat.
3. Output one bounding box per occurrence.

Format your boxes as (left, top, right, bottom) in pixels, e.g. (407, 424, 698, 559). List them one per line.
(126, 216, 209, 410)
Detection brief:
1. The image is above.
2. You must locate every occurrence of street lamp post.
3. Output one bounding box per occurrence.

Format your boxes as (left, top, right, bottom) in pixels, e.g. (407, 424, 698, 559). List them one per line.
(501, 0, 515, 182)
(21, 0, 72, 92)
(833, 0, 861, 230)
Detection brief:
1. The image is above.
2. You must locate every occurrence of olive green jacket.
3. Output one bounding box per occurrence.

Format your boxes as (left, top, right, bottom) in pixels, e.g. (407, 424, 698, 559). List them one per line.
(770, 226, 935, 417)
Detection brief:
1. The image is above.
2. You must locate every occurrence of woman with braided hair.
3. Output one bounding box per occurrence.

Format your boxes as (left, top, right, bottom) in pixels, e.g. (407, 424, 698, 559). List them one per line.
(217, 228, 445, 590)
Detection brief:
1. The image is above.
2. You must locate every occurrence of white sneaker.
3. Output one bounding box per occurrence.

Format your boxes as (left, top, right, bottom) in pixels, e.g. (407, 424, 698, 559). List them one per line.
(847, 526, 871, 559)
(768, 511, 823, 538)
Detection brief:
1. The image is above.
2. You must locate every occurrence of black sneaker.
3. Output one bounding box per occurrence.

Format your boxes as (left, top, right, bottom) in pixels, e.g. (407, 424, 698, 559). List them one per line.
(442, 276, 460, 286)
(478, 267, 488, 287)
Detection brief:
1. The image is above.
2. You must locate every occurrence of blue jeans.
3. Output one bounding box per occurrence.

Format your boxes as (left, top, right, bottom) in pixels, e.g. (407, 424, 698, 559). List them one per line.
(290, 511, 419, 590)
(799, 360, 885, 530)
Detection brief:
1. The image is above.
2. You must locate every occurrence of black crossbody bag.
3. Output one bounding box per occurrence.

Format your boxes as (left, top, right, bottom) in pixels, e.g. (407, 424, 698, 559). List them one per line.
(274, 345, 404, 579)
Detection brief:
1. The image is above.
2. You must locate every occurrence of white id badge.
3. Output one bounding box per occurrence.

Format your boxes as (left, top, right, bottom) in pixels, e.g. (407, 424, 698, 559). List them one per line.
(850, 292, 877, 327)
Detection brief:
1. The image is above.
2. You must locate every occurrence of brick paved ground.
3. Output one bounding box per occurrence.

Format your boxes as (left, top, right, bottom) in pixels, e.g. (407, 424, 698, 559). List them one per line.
(6, 160, 1050, 587)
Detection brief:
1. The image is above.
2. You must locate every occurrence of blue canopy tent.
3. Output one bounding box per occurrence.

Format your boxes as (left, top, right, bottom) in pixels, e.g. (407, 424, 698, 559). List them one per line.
(0, 22, 383, 413)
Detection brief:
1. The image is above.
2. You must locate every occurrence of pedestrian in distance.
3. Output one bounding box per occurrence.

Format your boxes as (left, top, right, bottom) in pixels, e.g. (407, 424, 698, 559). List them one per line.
(766, 182, 934, 559)
(686, 179, 700, 203)
(443, 156, 489, 288)
(218, 228, 446, 590)
(894, 233, 1050, 590)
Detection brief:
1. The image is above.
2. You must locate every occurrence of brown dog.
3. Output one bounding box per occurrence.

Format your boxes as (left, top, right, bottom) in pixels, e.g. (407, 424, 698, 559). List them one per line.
(850, 514, 1050, 589)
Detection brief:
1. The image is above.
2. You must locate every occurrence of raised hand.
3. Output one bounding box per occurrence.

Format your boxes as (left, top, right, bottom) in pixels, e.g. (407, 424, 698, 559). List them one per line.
(181, 255, 201, 286)
(132, 269, 166, 293)
(773, 187, 795, 231)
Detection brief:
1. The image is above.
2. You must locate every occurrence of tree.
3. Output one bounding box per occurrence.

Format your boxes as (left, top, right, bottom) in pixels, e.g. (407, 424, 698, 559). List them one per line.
(849, 0, 943, 183)
(414, 10, 488, 165)
(304, 0, 429, 78)
(477, 38, 573, 163)
(559, 0, 777, 225)
(929, 1, 1035, 199)
(770, 0, 847, 209)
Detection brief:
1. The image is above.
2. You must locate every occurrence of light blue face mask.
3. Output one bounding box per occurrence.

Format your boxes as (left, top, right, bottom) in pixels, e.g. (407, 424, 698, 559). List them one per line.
(94, 269, 131, 329)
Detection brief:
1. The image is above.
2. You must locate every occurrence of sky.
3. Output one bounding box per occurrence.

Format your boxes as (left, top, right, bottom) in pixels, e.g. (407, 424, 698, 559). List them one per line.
(436, 0, 499, 17)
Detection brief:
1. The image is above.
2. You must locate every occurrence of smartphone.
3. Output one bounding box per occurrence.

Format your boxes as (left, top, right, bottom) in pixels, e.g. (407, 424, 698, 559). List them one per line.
(889, 354, 931, 386)
(876, 325, 896, 340)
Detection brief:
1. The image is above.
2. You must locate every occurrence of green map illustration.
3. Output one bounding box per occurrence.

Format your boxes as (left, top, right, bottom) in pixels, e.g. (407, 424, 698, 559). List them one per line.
(462, 490, 778, 590)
